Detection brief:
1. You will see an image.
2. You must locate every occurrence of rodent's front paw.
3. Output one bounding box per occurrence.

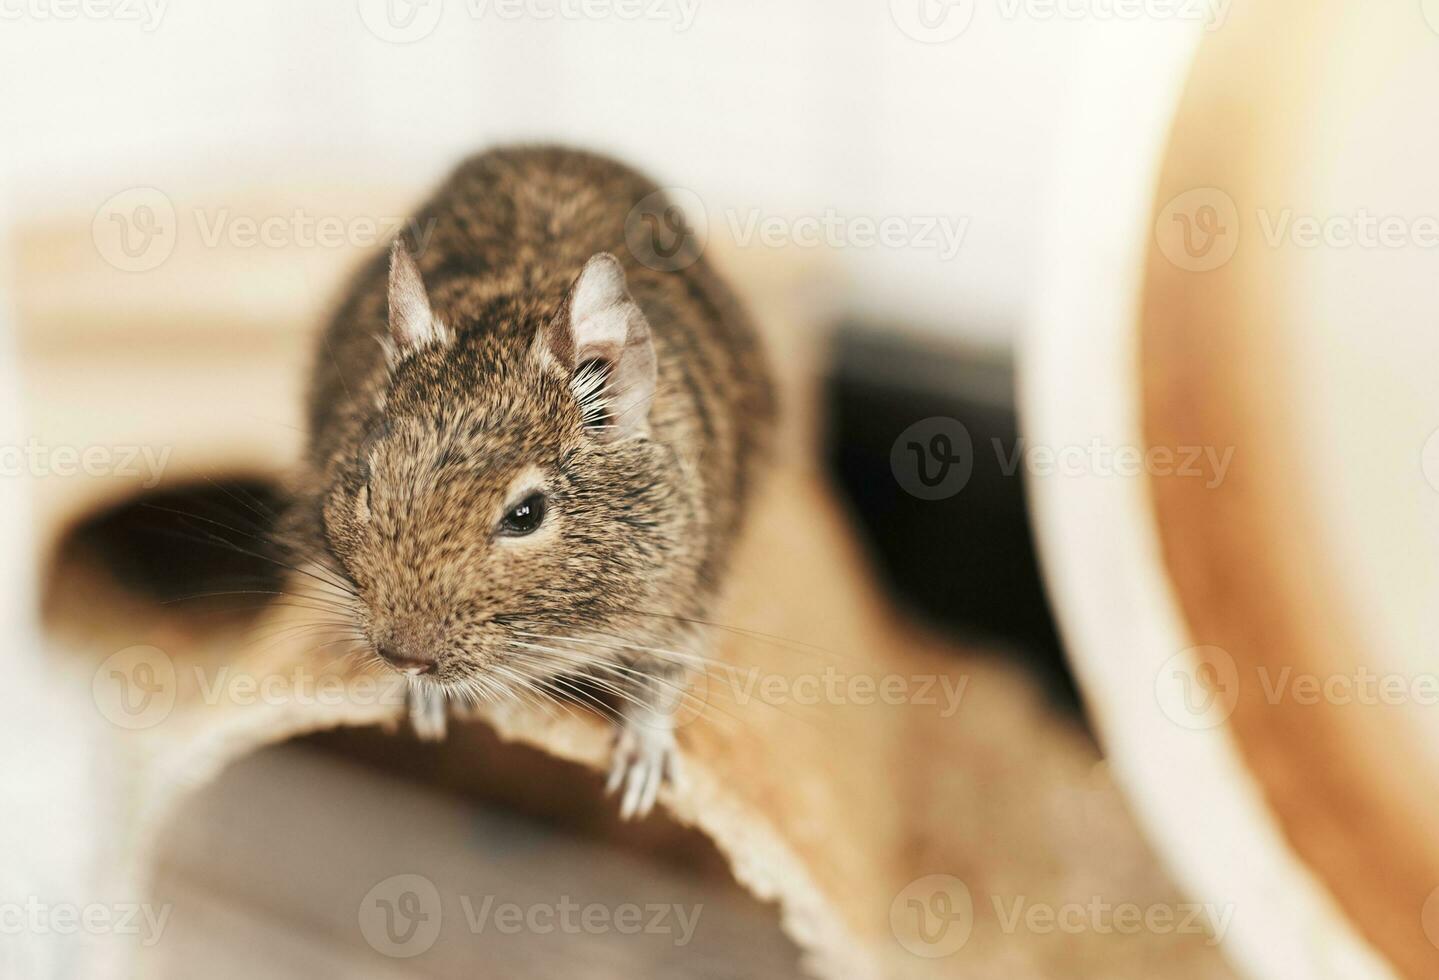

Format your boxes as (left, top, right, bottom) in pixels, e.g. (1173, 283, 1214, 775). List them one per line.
(408, 684, 448, 741)
(606, 722, 684, 821)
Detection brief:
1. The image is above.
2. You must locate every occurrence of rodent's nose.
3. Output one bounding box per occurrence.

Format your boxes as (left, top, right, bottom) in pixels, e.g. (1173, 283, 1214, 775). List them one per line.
(377, 644, 437, 676)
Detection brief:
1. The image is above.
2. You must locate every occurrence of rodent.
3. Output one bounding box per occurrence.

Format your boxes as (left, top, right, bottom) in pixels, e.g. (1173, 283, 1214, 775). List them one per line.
(283, 146, 774, 818)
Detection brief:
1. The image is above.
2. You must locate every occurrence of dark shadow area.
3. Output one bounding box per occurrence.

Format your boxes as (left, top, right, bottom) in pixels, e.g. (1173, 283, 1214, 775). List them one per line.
(823, 325, 1079, 713)
(40, 477, 290, 641)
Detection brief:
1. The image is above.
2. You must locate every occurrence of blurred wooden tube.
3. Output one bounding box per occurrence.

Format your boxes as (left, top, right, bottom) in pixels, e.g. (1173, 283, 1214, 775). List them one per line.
(1026, 2, 1439, 977)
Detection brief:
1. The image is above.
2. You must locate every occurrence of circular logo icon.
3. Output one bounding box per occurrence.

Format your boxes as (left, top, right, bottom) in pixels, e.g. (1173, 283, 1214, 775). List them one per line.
(624, 187, 708, 273)
(1421, 428, 1439, 492)
(629, 667, 711, 732)
(890, 874, 973, 958)
(891, 417, 974, 500)
(92, 645, 177, 730)
(358, 873, 443, 958)
(1155, 187, 1241, 273)
(1155, 645, 1240, 730)
(357, 0, 444, 43)
(889, 0, 975, 42)
(1421, 885, 1439, 949)
(1422, 0, 1439, 35)
(92, 187, 177, 273)
(674, 666, 712, 730)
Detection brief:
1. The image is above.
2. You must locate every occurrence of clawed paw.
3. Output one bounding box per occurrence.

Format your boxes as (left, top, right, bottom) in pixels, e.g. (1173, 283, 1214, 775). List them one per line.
(408, 684, 448, 741)
(606, 723, 685, 820)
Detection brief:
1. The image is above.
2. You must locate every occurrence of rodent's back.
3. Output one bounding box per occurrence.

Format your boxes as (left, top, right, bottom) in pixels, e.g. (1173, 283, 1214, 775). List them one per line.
(306, 146, 774, 593)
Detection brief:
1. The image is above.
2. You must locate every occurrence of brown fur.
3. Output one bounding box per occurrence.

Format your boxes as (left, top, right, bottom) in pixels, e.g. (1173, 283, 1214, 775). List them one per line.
(287, 146, 773, 717)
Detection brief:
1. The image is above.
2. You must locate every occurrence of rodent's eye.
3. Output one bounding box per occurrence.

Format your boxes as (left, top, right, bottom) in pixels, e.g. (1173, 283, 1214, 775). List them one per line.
(498, 492, 547, 536)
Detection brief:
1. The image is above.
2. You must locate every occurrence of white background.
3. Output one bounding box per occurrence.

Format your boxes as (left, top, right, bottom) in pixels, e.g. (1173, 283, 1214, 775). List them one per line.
(0, 0, 1108, 349)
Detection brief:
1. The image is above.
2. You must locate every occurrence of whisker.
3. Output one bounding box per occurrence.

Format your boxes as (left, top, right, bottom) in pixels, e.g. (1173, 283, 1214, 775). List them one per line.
(143, 505, 357, 598)
(512, 630, 711, 670)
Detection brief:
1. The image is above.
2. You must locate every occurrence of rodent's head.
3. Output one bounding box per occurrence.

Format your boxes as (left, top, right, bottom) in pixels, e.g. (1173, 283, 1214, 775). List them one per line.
(319, 245, 698, 694)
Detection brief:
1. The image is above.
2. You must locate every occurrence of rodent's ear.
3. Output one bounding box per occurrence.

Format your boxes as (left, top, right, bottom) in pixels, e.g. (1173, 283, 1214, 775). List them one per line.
(541, 253, 657, 442)
(387, 239, 449, 356)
